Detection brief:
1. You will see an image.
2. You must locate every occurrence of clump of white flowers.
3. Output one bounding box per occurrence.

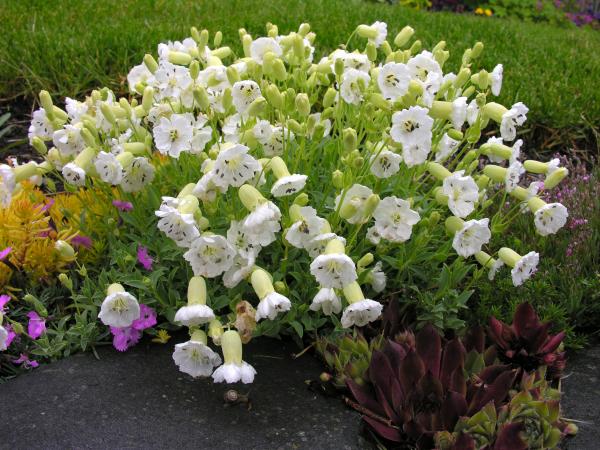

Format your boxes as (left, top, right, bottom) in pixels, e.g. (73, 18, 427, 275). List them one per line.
(27, 22, 570, 384)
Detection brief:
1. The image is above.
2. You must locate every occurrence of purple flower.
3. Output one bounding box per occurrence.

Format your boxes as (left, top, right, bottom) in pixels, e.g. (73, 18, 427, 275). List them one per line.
(0, 247, 12, 261)
(26, 311, 46, 339)
(13, 353, 39, 369)
(131, 304, 157, 330)
(109, 326, 142, 352)
(0, 294, 10, 311)
(112, 200, 134, 212)
(137, 246, 153, 271)
(41, 198, 55, 212)
(71, 235, 93, 249)
(5, 324, 16, 348)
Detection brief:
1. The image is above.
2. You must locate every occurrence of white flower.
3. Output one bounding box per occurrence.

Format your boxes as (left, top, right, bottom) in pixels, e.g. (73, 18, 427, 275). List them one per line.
(65, 98, 88, 123)
(94, 151, 123, 185)
(262, 126, 294, 156)
(511, 251, 539, 287)
(443, 171, 479, 218)
(127, 63, 154, 93)
(390, 106, 433, 148)
(370, 148, 402, 178)
(227, 220, 261, 259)
(198, 65, 230, 92)
(310, 288, 342, 315)
(451, 97, 468, 129)
(146, 103, 172, 125)
(505, 161, 525, 192)
(183, 234, 236, 278)
(340, 68, 371, 105)
(98, 291, 140, 328)
(108, 129, 133, 155)
(173, 341, 222, 378)
(174, 304, 215, 326)
(341, 299, 383, 328)
(310, 253, 357, 289)
(155, 198, 200, 248)
(191, 116, 213, 154)
(152, 62, 191, 100)
(223, 255, 255, 288)
(242, 202, 282, 247)
(546, 158, 561, 175)
(467, 99, 479, 125)
(452, 218, 491, 257)
(403, 140, 432, 168)
(255, 292, 292, 321)
(192, 170, 227, 203)
(488, 259, 504, 281)
(534, 203, 568, 236)
(28, 108, 55, 143)
(491, 64, 503, 96)
(369, 21, 388, 48)
(0, 325, 8, 351)
(407, 51, 442, 105)
(121, 157, 155, 192)
(335, 184, 373, 225)
(372, 196, 420, 243)
(250, 37, 282, 64)
(212, 361, 257, 384)
(153, 113, 193, 158)
(232, 80, 261, 115)
(435, 133, 461, 162)
(501, 102, 528, 141)
(377, 62, 410, 101)
(285, 206, 327, 250)
(62, 162, 86, 187)
(331, 49, 370, 73)
(253, 120, 273, 143)
(271, 174, 307, 197)
(307, 113, 332, 139)
(0, 164, 16, 207)
(368, 262, 387, 293)
(52, 124, 86, 156)
(212, 144, 261, 189)
(366, 226, 382, 245)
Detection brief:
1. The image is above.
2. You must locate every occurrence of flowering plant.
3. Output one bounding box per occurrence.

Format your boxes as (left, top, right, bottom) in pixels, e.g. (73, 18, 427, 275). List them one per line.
(8, 21, 571, 384)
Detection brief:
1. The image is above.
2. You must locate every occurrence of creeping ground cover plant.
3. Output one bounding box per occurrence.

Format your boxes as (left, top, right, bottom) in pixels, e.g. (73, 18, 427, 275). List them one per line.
(1, 21, 573, 391)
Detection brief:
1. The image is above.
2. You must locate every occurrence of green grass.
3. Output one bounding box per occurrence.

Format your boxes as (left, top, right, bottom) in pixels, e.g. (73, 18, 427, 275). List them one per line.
(0, 0, 599, 129)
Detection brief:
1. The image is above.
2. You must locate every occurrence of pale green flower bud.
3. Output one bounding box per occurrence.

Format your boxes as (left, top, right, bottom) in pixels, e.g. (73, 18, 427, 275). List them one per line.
(251, 268, 275, 299)
(143, 54, 159, 73)
(274, 281, 287, 295)
(222, 88, 233, 110)
(272, 59, 287, 81)
(527, 197, 546, 213)
(523, 160, 547, 174)
(168, 51, 192, 66)
(483, 164, 507, 183)
(293, 34, 305, 61)
(476, 175, 490, 190)
(472, 42, 484, 59)
(498, 248, 521, 268)
(214, 30, 223, 47)
(267, 23, 278, 38)
(193, 86, 211, 111)
(188, 276, 207, 305)
(343, 128, 357, 153)
(11, 321, 24, 334)
(286, 119, 304, 135)
(270, 156, 291, 179)
(381, 41, 392, 56)
(242, 34, 252, 58)
(544, 167, 568, 189)
(353, 156, 364, 168)
(462, 48, 472, 67)
(116, 151, 134, 168)
(509, 186, 529, 201)
(324, 238, 346, 255)
(23, 294, 48, 317)
(343, 281, 365, 304)
(332, 170, 344, 189)
(178, 195, 200, 215)
(31, 137, 47, 155)
(265, 84, 284, 110)
(429, 211, 441, 227)
(191, 26, 202, 43)
(475, 251, 495, 269)
(298, 23, 311, 37)
(198, 29, 209, 49)
(433, 49, 449, 67)
(434, 187, 449, 205)
(321, 106, 335, 120)
(394, 26, 414, 48)
(409, 40, 422, 55)
(190, 329, 208, 345)
(366, 42, 377, 62)
(481, 142, 512, 160)
(426, 162, 451, 181)
(58, 273, 73, 291)
(73, 146, 97, 170)
(323, 88, 337, 108)
(429, 101, 453, 121)
(447, 128, 463, 140)
(465, 123, 481, 144)
(367, 93, 390, 111)
(212, 46, 232, 59)
(357, 253, 374, 269)
(239, 184, 266, 211)
(188, 60, 200, 80)
(295, 93, 310, 117)
(208, 319, 224, 345)
(334, 58, 345, 78)
(293, 192, 309, 206)
(363, 194, 380, 218)
(197, 216, 210, 231)
(472, 70, 489, 90)
(482, 102, 508, 123)
(221, 330, 244, 364)
(100, 103, 117, 127)
(467, 159, 479, 174)
(463, 86, 475, 98)
(408, 79, 424, 97)
(39, 90, 54, 119)
(357, 24, 378, 40)
(445, 216, 465, 235)
(55, 240, 75, 259)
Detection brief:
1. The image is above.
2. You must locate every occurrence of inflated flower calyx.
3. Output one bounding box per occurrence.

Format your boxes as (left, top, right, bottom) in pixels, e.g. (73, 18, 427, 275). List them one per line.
(55, 240, 75, 259)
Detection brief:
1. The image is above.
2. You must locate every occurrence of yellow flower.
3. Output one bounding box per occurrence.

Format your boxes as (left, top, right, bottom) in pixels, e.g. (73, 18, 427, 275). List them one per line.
(485, 8, 493, 16)
(152, 329, 171, 344)
(475, 7, 484, 14)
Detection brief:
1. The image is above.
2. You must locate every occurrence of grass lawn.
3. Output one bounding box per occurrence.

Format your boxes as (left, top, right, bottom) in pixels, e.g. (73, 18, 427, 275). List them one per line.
(0, 0, 599, 131)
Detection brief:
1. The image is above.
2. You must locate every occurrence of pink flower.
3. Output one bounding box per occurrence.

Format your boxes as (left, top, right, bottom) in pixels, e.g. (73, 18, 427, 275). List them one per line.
(132, 304, 157, 330)
(4, 324, 16, 348)
(110, 326, 142, 352)
(26, 311, 46, 339)
(0, 294, 10, 311)
(0, 247, 11, 261)
(137, 245, 153, 271)
(112, 200, 133, 212)
(72, 235, 93, 249)
(13, 353, 39, 369)
(40, 198, 55, 212)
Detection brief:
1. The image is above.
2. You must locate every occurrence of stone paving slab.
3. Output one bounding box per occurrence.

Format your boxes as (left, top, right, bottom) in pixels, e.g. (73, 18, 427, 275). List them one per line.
(561, 343, 600, 450)
(0, 336, 368, 449)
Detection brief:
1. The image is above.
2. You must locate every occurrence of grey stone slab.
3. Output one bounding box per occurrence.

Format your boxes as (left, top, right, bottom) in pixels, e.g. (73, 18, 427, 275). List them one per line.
(0, 336, 368, 450)
(561, 343, 600, 450)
